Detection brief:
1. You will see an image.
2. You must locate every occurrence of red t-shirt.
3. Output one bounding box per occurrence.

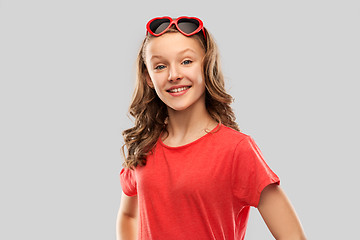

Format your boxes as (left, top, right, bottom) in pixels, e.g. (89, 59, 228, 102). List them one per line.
(119, 123, 280, 240)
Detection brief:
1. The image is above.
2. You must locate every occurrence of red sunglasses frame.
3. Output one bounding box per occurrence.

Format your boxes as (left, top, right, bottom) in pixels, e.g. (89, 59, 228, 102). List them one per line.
(146, 16, 206, 40)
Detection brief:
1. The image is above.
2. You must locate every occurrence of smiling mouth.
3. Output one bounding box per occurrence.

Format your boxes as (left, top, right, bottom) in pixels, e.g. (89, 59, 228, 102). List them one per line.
(166, 86, 191, 93)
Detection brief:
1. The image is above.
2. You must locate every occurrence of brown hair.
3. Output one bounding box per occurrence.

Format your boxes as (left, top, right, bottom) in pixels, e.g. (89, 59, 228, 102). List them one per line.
(121, 25, 241, 170)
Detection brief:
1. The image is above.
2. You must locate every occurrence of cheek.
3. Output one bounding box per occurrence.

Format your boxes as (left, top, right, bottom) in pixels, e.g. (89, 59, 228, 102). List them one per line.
(149, 75, 167, 92)
(193, 68, 205, 85)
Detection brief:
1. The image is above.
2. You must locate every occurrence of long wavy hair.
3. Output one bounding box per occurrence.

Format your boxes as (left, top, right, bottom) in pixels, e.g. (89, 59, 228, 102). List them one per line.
(121, 25, 241, 170)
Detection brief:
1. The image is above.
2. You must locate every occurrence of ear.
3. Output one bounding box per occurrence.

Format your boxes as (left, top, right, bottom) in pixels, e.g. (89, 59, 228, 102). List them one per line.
(145, 71, 154, 88)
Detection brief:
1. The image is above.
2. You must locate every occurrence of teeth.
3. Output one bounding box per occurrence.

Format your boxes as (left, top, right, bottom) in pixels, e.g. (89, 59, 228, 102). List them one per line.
(169, 86, 190, 93)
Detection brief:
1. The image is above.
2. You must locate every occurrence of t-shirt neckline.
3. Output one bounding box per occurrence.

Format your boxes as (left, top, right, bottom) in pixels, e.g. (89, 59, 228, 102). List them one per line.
(158, 122, 222, 150)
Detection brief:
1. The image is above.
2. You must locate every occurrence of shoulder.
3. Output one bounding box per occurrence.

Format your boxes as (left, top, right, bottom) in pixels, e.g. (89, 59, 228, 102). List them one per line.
(206, 124, 253, 152)
(216, 124, 251, 144)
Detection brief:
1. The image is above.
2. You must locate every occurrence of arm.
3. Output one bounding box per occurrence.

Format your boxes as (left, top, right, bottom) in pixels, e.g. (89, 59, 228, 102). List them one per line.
(116, 191, 139, 240)
(257, 183, 307, 240)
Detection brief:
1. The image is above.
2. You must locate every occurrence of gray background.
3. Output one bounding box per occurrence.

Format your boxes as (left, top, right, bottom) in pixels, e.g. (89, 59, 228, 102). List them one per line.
(1, 0, 359, 239)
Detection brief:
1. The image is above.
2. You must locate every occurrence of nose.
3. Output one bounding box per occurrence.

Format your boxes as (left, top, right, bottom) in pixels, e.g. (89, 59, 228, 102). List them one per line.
(168, 65, 183, 82)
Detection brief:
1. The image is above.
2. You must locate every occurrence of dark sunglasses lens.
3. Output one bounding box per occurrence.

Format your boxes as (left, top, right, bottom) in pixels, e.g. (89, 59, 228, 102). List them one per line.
(150, 19, 170, 34)
(177, 19, 200, 34)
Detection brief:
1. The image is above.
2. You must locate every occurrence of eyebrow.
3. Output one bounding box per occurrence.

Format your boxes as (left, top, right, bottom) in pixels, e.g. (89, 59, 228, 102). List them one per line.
(150, 48, 196, 61)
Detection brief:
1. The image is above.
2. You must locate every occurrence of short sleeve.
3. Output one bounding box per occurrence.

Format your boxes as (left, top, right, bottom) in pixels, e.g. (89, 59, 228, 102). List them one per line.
(231, 135, 280, 208)
(119, 167, 138, 196)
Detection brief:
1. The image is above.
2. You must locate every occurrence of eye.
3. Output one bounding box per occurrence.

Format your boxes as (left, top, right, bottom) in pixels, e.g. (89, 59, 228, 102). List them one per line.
(155, 65, 166, 70)
(182, 60, 193, 65)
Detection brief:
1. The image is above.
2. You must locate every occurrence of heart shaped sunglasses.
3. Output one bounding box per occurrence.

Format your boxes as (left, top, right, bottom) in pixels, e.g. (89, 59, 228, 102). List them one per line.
(146, 16, 206, 40)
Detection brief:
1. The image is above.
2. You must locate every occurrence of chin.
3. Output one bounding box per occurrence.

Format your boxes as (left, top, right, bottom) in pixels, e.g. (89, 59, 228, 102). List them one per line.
(168, 104, 191, 112)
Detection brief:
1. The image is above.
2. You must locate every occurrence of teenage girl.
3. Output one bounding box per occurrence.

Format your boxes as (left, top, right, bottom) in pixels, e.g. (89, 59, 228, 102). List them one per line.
(116, 16, 306, 240)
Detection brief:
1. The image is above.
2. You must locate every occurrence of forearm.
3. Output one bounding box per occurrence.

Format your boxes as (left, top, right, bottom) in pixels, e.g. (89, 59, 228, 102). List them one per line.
(116, 214, 138, 240)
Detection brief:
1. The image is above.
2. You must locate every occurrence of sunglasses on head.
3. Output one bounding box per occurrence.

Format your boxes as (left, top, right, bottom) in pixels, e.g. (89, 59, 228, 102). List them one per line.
(146, 16, 206, 40)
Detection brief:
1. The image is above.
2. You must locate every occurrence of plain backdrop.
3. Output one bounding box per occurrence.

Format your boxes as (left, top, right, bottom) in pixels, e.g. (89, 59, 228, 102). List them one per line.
(1, 0, 359, 239)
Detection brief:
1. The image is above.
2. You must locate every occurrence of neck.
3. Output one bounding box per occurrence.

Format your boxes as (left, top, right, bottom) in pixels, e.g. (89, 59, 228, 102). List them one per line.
(164, 98, 218, 141)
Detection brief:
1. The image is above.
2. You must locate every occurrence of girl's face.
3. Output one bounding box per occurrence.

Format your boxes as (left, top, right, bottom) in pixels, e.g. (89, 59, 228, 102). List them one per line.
(144, 32, 206, 112)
